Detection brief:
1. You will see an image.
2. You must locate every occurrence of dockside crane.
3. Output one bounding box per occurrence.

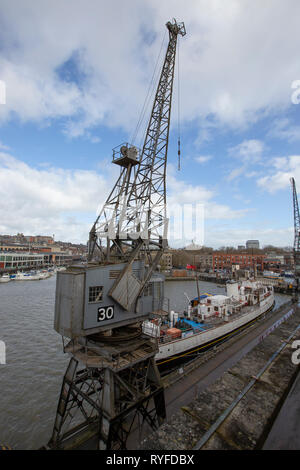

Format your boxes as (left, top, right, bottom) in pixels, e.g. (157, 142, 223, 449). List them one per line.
(290, 177, 300, 301)
(88, 19, 186, 313)
(48, 19, 186, 450)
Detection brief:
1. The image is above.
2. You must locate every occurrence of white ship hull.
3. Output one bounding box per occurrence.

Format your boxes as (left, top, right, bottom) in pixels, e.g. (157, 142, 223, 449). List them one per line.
(156, 292, 274, 366)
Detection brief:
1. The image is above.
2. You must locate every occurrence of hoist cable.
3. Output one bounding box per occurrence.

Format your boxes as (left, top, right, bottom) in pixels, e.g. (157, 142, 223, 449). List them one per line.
(177, 36, 181, 171)
(130, 29, 167, 147)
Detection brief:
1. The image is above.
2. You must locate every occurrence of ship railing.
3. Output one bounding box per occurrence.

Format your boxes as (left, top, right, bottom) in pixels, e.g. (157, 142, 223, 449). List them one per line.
(159, 334, 176, 344)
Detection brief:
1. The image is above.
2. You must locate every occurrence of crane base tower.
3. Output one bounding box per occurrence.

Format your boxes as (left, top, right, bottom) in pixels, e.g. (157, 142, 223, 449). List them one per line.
(47, 335, 166, 450)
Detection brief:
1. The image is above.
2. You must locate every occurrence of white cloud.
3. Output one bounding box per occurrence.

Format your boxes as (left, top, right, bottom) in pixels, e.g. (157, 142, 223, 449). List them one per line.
(195, 155, 212, 164)
(1, 1, 300, 138)
(258, 155, 300, 192)
(167, 167, 248, 220)
(0, 140, 10, 151)
(227, 166, 245, 182)
(0, 152, 249, 243)
(268, 118, 300, 142)
(228, 139, 265, 163)
(225, 139, 266, 182)
(0, 151, 116, 242)
(203, 226, 293, 249)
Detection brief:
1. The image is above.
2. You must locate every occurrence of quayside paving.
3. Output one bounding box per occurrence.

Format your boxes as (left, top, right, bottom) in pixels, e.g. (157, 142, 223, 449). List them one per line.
(140, 304, 300, 450)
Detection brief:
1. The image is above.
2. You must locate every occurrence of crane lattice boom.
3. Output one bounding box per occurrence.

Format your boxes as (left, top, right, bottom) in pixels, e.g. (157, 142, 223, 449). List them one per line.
(88, 19, 186, 265)
(290, 177, 300, 284)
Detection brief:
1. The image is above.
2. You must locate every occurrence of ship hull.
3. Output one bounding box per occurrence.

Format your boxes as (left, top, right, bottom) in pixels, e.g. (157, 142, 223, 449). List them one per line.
(156, 294, 275, 371)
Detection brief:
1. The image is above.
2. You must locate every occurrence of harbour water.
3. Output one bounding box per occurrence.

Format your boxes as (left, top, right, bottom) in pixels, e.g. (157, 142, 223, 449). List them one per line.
(0, 276, 289, 449)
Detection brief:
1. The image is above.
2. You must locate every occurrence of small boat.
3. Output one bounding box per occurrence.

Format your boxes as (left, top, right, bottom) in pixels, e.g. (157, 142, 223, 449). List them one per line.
(56, 266, 66, 272)
(263, 270, 282, 279)
(0, 274, 11, 283)
(14, 271, 35, 281)
(37, 270, 52, 279)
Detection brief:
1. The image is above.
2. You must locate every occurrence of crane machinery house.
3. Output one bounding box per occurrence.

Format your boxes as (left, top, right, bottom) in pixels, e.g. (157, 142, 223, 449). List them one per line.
(54, 261, 166, 337)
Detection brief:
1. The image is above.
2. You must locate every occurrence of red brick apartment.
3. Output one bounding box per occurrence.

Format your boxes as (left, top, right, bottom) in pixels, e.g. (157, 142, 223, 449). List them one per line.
(212, 253, 265, 271)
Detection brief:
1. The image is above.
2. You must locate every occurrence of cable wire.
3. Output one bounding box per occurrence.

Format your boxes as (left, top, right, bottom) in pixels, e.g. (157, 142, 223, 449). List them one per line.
(177, 37, 181, 171)
(130, 29, 167, 148)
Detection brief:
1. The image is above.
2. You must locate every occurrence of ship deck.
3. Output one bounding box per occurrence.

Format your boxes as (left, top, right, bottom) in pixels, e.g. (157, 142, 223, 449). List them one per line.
(159, 297, 273, 345)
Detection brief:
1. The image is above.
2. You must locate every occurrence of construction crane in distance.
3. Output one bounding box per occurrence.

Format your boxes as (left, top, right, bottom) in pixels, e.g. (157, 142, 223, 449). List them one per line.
(290, 177, 300, 301)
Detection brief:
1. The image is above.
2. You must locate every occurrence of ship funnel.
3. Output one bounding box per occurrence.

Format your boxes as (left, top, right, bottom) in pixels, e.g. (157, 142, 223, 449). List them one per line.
(226, 281, 239, 299)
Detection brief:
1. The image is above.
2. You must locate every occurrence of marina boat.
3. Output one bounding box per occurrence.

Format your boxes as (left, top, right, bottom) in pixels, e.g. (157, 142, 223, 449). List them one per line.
(143, 279, 275, 369)
(7, 270, 53, 281)
(14, 271, 40, 281)
(37, 270, 52, 279)
(0, 273, 11, 283)
(55, 266, 66, 272)
(263, 270, 282, 279)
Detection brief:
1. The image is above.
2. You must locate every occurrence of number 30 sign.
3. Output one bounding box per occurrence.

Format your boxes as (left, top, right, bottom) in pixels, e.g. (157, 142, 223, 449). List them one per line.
(97, 305, 114, 322)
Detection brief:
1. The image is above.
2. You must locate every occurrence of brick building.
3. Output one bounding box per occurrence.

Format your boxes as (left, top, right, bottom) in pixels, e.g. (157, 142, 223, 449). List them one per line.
(212, 252, 265, 271)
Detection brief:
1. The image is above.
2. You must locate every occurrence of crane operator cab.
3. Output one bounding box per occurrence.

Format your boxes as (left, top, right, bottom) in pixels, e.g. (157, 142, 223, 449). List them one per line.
(54, 260, 165, 339)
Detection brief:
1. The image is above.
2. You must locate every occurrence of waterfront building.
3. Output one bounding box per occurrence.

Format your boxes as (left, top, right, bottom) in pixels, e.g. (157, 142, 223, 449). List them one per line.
(0, 251, 76, 270)
(150, 250, 173, 271)
(212, 252, 264, 271)
(0, 252, 44, 269)
(195, 253, 213, 270)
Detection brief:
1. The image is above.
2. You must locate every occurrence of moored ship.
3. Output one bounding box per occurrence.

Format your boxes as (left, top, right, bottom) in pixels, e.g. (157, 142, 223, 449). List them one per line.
(143, 279, 275, 369)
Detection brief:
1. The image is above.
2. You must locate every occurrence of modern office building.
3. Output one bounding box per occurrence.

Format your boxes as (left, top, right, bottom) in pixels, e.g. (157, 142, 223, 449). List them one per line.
(246, 240, 260, 250)
(0, 252, 44, 269)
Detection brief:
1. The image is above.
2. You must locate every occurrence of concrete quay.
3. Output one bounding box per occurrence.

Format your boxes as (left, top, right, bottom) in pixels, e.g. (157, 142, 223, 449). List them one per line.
(140, 304, 300, 450)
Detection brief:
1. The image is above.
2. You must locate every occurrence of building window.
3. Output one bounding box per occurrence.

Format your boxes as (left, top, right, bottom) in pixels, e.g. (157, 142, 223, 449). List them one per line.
(89, 286, 103, 303)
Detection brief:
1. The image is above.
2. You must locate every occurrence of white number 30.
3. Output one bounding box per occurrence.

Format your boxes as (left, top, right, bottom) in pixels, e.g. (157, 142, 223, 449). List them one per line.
(97, 306, 114, 322)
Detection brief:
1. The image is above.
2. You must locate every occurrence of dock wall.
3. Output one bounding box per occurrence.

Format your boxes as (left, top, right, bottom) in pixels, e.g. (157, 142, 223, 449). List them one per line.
(141, 305, 300, 450)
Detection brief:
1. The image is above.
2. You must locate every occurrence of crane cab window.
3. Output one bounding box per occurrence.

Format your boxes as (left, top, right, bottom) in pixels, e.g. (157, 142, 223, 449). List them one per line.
(89, 286, 103, 303)
(143, 283, 153, 296)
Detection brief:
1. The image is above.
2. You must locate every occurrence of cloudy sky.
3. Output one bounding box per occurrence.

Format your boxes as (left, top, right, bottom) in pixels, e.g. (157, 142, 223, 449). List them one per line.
(0, 0, 300, 248)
